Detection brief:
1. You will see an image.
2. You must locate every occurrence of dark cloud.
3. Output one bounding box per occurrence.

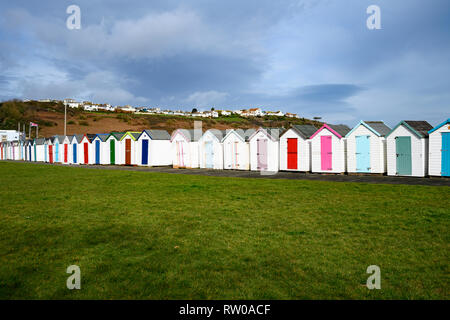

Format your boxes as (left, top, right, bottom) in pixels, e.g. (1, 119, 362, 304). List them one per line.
(0, 0, 448, 125)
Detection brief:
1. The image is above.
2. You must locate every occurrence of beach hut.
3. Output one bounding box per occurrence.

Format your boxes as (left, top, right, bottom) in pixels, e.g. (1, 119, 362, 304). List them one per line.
(10, 141, 18, 160)
(222, 129, 255, 170)
(249, 127, 285, 172)
(280, 124, 317, 172)
(345, 121, 391, 174)
(69, 134, 84, 164)
(136, 130, 172, 166)
(92, 134, 110, 165)
(85, 134, 97, 165)
(78, 134, 91, 165)
(0, 142, 3, 160)
(34, 138, 46, 162)
(45, 138, 53, 163)
(386, 120, 433, 177)
(51, 135, 66, 163)
(57, 136, 70, 164)
(26, 139, 34, 161)
(105, 132, 124, 165)
(119, 132, 140, 166)
(310, 124, 351, 174)
(428, 119, 450, 177)
(198, 129, 226, 169)
(171, 129, 202, 168)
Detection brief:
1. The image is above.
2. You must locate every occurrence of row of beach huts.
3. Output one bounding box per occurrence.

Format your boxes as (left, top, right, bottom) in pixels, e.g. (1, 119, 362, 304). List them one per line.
(1, 119, 449, 177)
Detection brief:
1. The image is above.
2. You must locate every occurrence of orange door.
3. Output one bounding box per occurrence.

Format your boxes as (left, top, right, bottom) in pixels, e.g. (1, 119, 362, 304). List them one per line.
(125, 139, 131, 165)
(49, 145, 53, 163)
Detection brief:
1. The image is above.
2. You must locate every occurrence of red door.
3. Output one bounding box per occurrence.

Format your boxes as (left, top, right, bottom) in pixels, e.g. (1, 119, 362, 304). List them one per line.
(49, 145, 53, 163)
(321, 136, 332, 170)
(64, 144, 68, 163)
(84, 143, 89, 164)
(125, 139, 131, 165)
(287, 138, 298, 169)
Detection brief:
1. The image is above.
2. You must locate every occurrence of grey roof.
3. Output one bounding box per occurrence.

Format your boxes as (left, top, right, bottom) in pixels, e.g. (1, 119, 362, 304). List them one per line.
(53, 135, 66, 142)
(86, 134, 96, 142)
(232, 128, 256, 142)
(291, 124, 318, 139)
(74, 134, 84, 143)
(364, 121, 391, 137)
(126, 132, 141, 140)
(110, 132, 125, 140)
(404, 121, 433, 138)
(34, 138, 46, 145)
(206, 129, 227, 141)
(141, 129, 171, 140)
(174, 129, 203, 142)
(95, 134, 109, 142)
(262, 127, 286, 140)
(328, 124, 351, 137)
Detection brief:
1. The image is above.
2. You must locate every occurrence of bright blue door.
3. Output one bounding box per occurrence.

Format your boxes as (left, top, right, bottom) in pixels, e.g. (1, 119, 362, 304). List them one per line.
(95, 141, 100, 164)
(28, 145, 32, 161)
(73, 144, 77, 163)
(356, 135, 370, 172)
(442, 133, 450, 176)
(205, 141, 213, 168)
(55, 143, 59, 162)
(142, 140, 149, 165)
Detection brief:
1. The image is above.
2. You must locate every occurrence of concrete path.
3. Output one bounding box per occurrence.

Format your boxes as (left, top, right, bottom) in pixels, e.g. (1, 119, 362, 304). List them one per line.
(6, 160, 450, 187)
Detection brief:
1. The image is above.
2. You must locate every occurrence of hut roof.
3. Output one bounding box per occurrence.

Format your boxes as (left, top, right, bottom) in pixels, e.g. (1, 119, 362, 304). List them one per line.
(140, 129, 171, 140)
(388, 120, 433, 138)
(290, 124, 318, 139)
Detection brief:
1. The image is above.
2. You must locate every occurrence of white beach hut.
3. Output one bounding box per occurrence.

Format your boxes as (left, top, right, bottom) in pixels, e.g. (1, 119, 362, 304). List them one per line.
(345, 121, 391, 174)
(119, 132, 140, 166)
(105, 132, 124, 165)
(428, 118, 450, 177)
(34, 138, 46, 162)
(60, 135, 71, 164)
(69, 135, 83, 164)
(249, 127, 285, 172)
(171, 129, 202, 169)
(198, 129, 226, 170)
(136, 130, 172, 166)
(78, 134, 91, 165)
(310, 124, 351, 174)
(386, 120, 433, 177)
(92, 134, 110, 165)
(280, 124, 317, 172)
(222, 128, 255, 170)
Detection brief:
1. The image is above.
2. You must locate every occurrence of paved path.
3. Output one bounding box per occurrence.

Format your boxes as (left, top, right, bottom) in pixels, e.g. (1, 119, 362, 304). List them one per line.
(6, 160, 450, 187)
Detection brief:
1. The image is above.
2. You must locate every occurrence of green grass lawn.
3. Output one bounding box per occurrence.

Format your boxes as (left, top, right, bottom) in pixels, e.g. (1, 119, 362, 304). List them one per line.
(0, 162, 448, 299)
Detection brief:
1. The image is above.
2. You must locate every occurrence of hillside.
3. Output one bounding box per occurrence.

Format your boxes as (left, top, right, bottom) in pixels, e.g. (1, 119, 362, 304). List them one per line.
(0, 100, 322, 137)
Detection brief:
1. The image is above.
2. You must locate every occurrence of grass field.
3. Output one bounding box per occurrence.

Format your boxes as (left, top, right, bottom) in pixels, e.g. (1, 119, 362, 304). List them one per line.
(0, 162, 448, 299)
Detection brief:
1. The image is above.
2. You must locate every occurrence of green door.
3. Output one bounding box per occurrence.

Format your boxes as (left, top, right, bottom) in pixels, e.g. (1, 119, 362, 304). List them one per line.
(110, 139, 115, 165)
(396, 136, 412, 175)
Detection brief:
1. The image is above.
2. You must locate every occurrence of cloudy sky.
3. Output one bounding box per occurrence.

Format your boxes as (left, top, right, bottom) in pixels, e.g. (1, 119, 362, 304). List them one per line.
(0, 0, 448, 126)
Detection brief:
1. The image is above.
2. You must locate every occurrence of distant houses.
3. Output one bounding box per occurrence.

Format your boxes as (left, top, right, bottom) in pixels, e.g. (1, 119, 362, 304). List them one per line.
(59, 98, 302, 119)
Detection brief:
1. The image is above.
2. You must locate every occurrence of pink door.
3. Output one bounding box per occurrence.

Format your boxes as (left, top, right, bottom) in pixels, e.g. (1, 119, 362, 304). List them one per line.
(257, 139, 268, 170)
(321, 136, 332, 171)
